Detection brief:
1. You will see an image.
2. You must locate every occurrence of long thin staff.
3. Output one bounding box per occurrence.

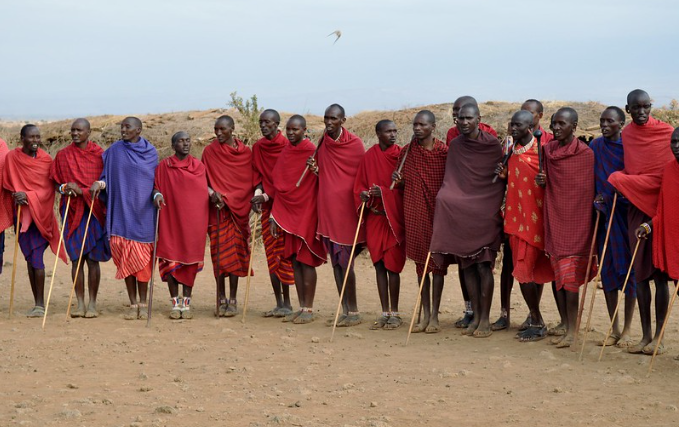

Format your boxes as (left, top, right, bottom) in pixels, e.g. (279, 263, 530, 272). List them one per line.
(535, 130, 544, 173)
(330, 202, 366, 342)
(241, 212, 260, 323)
(492, 136, 514, 184)
(145, 208, 160, 327)
(8, 205, 22, 319)
(389, 139, 412, 190)
(42, 196, 71, 329)
(296, 136, 324, 188)
(572, 210, 601, 349)
(66, 191, 98, 320)
(598, 238, 641, 361)
(579, 193, 618, 360)
(647, 283, 678, 375)
(215, 206, 221, 317)
(405, 252, 432, 346)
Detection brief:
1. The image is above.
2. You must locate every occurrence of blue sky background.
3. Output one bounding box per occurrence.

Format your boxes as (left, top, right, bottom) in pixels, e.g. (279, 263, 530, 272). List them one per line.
(1, 0, 678, 119)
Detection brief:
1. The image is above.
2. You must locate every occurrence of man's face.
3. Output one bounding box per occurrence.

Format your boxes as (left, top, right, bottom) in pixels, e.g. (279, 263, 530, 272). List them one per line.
(285, 120, 306, 144)
(521, 102, 542, 128)
(670, 129, 679, 162)
(324, 107, 345, 135)
(71, 121, 91, 144)
(22, 127, 41, 155)
(121, 119, 141, 142)
(552, 112, 575, 142)
(413, 114, 434, 140)
(456, 107, 480, 136)
(377, 122, 398, 146)
(173, 133, 191, 156)
(626, 94, 652, 126)
(600, 110, 623, 140)
(259, 112, 278, 139)
(214, 120, 234, 143)
(510, 116, 532, 141)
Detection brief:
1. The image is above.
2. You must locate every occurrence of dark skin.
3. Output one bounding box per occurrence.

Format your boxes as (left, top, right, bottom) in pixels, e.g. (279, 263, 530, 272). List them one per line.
(594, 110, 635, 345)
(306, 106, 358, 315)
(153, 132, 193, 303)
(495, 111, 546, 337)
(455, 105, 495, 337)
(634, 127, 679, 351)
(535, 110, 582, 346)
(360, 122, 401, 317)
(392, 112, 444, 333)
(210, 118, 240, 306)
(14, 127, 46, 309)
(270, 117, 318, 312)
(63, 119, 102, 317)
(521, 101, 544, 130)
(251, 110, 291, 314)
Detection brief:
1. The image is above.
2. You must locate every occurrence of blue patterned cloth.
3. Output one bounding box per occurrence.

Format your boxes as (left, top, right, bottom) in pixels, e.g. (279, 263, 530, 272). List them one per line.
(591, 136, 636, 296)
(18, 222, 48, 269)
(61, 204, 111, 262)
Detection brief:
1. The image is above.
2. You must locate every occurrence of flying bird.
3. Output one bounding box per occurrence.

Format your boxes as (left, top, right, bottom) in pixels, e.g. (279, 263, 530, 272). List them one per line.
(327, 30, 342, 45)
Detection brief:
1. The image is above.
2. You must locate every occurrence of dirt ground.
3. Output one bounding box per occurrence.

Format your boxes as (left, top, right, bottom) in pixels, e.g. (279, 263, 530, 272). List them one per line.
(1, 245, 679, 427)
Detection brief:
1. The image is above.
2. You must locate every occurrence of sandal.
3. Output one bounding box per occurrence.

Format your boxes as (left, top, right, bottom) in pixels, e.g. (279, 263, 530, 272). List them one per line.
(218, 300, 228, 317)
(385, 314, 403, 330)
(169, 297, 182, 320)
(138, 303, 148, 320)
(342, 312, 362, 327)
(491, 316, 509, 331)
(263, 308, 277, 318)
(283, 310, 302, 323)
(275, 307, 293, 318)
(326, 314, 347, 327)
(518, 325, 547, 342)
(369, 315, 389, 330)
(455, 312, 474, 328)
(124, 304, 139, 320)
(181, 297, 193, 319)
(224, 299, 237, 317)
(27, 306, 45, 318)
(293, 310, 314, 324)
(548, 326, 567, 336)
(518, 315, 532, 331)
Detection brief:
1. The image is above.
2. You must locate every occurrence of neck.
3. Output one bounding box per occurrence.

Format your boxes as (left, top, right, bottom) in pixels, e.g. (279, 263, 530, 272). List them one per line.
(466, 128, 480, 140)
(265, 131, 278, 141)
(607, 133, 621, 141)
(22, 147, 36, 156)
(291, 139, 302, 147)
(327, 128, 341, 140)
(378, 141, 392, 151)
(558, 135, 573, 146)
(221, 137, 236, 147)
(517, 134, 532, 146)
(417, 136, 435, 149)
(125, 137, 141, 143)
(75, 140, 88, 149)
(175, 152, 188, 160)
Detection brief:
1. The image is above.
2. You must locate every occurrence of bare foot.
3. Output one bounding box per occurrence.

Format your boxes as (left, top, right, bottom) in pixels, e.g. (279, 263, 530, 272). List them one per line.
(84, 302, 98, 318)
(71, 304, 85, 318)
(425, 318, 440, 334)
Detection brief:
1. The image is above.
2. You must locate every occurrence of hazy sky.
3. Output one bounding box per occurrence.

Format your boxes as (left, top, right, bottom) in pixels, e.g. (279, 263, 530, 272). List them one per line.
(2, 0, 678, 119)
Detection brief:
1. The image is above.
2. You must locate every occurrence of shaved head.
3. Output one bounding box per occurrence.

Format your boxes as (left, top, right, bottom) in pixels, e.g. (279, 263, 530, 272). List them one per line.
(123, 116, 142, 130)
(72, 118, 91, 130)
(555, 107, 578, 124)
(288, 114, 306, 128)
(454, 96, 478, 108)
(20, 124, 38, 138)
(627, 89, 650, 105)
(261, 109, 280, 123)
(459, 103, 480, 117)
(375, 119, 395, 133)
(171, 131, 189, 145)
(604, 106, 626, 123)
(326, 103, 346, 118)
(512, 110, 534, 126)
(415, 110, 436, 124)
(215, 115, 235, 127)
(522, 99, 544, 114)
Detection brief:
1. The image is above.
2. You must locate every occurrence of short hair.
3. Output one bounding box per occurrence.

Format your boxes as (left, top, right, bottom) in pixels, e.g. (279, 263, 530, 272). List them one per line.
(261, 109, 280, 123)
(123, 116, 143, 129)
(326, 103, 346, 118)
(627, 89, 650, 105)
(171, 131, 189, 145)
(415, 110, 436, 124)
(72, 118, 91, 130)
(459, 103, 480, 116)
(20, 124, 38, 138)
(375, 119, 395, 133)
(454, 95, 478, 107)
(604, 106, 626, 123)
(288, 114, 307, 128)
(523, 99, 544, 113)
(556, 107, 578, 123)
(215, 115, 235, 127)
(512, 110, 534, 125)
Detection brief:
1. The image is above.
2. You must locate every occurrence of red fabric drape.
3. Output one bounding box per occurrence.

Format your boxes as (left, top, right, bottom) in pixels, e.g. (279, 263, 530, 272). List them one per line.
(446, 122, 497, 145)
(0, 139, 15, 231)
(653, 160, 679, 280)
(252, 131, 289, 200)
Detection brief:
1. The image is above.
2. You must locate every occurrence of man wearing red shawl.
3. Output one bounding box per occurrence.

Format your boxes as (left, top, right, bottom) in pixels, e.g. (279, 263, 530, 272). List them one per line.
(430, 104, 505, 338)
(609, 89, 674, 355)
(0, 137, 16, 276)
(535, 107, 595, 349)
(354, 120, 406, 330)
(306, 104, 365, 327)
(51, 119, 110, 318)
(3, 124, 68, 317)
(496, 111, 554, 341)
(90, 117, 158, 320)
(202, 115, 254, 317)
(251, 109, 295, 318)
(521, 99, 555, 144)
(392, 110, 447, 334)
(270, 115, 327, 324)
(153, 131, 209, 320)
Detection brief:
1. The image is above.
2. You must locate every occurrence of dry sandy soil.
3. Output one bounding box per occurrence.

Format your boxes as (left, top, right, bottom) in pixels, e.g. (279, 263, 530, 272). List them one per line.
(1, 245, 679, 427)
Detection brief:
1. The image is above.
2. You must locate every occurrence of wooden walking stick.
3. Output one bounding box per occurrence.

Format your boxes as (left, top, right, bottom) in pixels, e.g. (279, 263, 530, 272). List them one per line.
(8, 205, 22, 319)
(42, 196, 71, 329)
(330, 202, 366, 342)
(66, 191, 98, 320)
(145, 208, 160, 327)
(572, 210, 601, 350)
(241, 212, 260, 323)
(492, 136, 514, 184)
(598, 237, 641, 361)
(647, 282, 679, 376)
(405, 252, 432, 346)
(389, 139, 412, 190)
(296, 136, 324, 188)
(579, 193, 618, 360)
(215, 206, 221, 317)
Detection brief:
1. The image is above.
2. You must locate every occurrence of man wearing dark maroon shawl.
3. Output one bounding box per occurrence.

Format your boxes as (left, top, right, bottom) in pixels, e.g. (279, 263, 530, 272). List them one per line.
(392, 110, 447, 334)
(430, 104, 505, 338)
(609, 89, 674, 355)
(306, 104, 365, 327)
(536, 107, 595, 349)
(354, 120, 406, 330)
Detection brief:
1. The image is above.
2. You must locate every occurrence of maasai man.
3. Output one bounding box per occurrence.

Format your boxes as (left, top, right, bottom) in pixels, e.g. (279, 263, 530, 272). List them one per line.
(446, 96, 497, 328)
(90, 117, 157, 320)
(608, 89, 674, 354)
(535, 107, 595, 348)
(153, 131, 209, 320)
(306, 104, 365, 327)
(430, 104, 505, 338)
(202, 115, 254, 317)
(251, 109, 295, 318)
(270, 115, 327, 324)
(495, 111, 554, 341)
(391, 110, 447, 333)
(51, 118, 110, 318)
(0, 137, 16, 275)
(521, 99, 554, 144)
(640, 128, 679, 282)
(591, 107, 636, 347)
(354, 120, 406, 330)
(4, 124, 67, 317)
